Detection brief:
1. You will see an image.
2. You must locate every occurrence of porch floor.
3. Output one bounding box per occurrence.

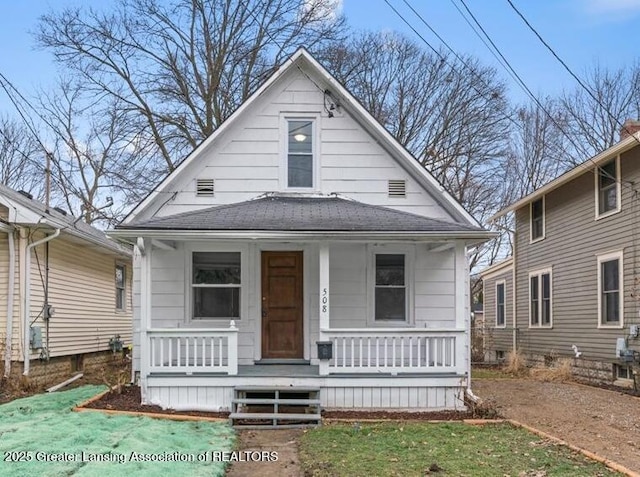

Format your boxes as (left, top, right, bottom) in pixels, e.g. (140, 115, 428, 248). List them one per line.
(238, 364, 319, 377)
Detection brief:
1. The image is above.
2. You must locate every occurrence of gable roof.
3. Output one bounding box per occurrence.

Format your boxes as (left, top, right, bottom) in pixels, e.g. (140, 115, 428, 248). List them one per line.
(117, 194, 487, 235)
(490, 133, 640, 221)
(120, 47, 480, 228)
(0, 183, 130, 256)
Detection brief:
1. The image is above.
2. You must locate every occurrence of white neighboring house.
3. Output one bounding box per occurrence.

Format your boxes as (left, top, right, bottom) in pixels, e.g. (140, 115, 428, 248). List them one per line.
(109, 48, 493, 418)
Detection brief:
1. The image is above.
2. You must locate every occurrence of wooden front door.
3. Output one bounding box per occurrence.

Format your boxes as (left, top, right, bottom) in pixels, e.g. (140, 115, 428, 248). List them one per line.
(261, 251, 304, 359)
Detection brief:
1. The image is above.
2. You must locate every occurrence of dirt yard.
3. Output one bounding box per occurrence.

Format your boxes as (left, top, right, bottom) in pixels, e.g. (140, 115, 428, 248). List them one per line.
(226, 429, 303, 477)
(474, 379, 640, 473)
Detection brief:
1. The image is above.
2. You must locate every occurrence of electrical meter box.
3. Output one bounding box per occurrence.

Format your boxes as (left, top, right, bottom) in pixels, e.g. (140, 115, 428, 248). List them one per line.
(30, 327, 43, 349)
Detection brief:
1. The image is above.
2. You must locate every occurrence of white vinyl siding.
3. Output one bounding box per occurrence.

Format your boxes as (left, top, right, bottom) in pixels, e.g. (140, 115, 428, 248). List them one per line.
(529, 269, 552, 328)
(27, 236, 132, 359)
(597, 251, 623, 328)
(595, 156, 621, 219)
(145, 67, 454, 221)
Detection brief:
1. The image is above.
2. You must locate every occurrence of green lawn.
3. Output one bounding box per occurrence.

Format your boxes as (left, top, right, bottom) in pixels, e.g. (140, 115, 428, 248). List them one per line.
(299, 422, 618, 477)
(0, 386, 234, 477)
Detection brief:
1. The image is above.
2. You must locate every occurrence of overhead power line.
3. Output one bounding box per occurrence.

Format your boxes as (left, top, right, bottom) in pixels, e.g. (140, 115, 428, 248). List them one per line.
(505, 0, 640, 147)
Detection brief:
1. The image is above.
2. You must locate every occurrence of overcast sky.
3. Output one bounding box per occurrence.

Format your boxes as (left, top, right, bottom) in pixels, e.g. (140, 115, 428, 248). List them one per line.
(1, 0, 640, 111)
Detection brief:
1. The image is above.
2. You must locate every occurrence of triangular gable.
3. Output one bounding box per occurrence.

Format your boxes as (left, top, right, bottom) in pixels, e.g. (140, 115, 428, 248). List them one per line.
(121, 48, 480, 227)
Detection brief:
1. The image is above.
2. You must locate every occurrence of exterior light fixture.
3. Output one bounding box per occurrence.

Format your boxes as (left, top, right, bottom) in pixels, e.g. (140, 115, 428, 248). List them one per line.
(294, 133, 307, 142)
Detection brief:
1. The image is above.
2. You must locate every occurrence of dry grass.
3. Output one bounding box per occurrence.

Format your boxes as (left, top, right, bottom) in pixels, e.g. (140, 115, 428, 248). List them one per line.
(503, 349, 528, 376)
(530, 358, 574, 382)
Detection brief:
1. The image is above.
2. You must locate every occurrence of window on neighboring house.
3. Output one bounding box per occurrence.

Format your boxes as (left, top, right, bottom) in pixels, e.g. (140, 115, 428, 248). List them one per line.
(115, 264, 126, 311)
(496, 281, 506, 327)
(287, 119, 313, 188)
(598, 252, 623, 327)
(192, 252, 241, 319)
(530, 197, 544, 241)
(529, 270, 552, 327)
(614, 364, 633, 380)
(597, 158, 620, 216)
(375, 254, 406, 321)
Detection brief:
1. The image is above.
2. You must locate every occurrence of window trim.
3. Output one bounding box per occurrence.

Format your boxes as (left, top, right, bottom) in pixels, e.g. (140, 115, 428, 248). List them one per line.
(115, 263, 127, 312)
(495, 280, 506, 328)
(528, 268, 553, 328)
(281, 114, 321, 191)
(529, 196, 545, 243)
(185, 245, 249, 324)
(597, 250, 624, 329)
(594, 155, 621, 220)
(366, 245, 415, 326)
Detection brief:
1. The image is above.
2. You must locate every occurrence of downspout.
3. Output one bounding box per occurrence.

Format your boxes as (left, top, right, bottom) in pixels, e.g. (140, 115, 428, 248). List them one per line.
(512, 230, 517, 353)
(23, 228, 60, 376)
(3, 226, 15, 377)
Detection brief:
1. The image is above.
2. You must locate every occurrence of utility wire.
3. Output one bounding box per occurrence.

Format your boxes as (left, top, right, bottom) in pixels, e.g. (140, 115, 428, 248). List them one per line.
(448, 0, 633, 190)
(505, 0, 640, 147)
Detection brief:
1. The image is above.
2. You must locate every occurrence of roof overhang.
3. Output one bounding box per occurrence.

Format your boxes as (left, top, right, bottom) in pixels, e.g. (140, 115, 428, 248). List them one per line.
(108, 229, 497, 245)
(490, 132, 640, 221)
(478, 257, 513, 279)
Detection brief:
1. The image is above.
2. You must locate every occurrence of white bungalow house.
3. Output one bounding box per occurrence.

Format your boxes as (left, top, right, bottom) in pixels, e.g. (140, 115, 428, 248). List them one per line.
(109, 48, 493, 424)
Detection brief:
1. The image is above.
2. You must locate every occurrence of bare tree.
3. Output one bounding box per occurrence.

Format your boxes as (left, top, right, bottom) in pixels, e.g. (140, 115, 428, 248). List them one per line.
(0, 117, 44, 195)
(38, 80, 159, 226)
(37, 0, 346, 175)
(561, 63, 640, 160)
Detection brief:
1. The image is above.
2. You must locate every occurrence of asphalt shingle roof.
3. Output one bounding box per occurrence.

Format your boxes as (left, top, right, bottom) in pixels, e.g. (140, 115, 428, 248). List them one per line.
(0, 183, 130, 255)
(120, 195, 485, 233)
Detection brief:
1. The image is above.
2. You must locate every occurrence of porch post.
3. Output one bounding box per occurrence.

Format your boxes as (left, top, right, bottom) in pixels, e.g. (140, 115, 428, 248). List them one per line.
(454, 242, 469, 378)
(318, 243, 330, 376)
(137, 238, 152, 400)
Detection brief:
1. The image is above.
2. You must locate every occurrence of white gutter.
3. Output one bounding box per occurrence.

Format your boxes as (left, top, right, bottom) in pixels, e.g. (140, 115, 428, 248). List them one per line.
(23, 227, 60, 376)
(109, 229, 497, 242)
(1, 223, 14, 377)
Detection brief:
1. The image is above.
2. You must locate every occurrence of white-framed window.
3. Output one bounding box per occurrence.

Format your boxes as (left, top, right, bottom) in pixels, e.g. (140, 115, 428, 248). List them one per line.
(286, 118, 314, 189)
(614, 364, 633, 381)
(192, 252, 241, 319)
(367, 246, 414, 325)
(495, 280, 506, 327)
(530, 197, 545, 242)
(115, 264, 126, 311)
(597, 251, 623, 328)
(595, 156, 621, 219)
(529, 268, 552, 327)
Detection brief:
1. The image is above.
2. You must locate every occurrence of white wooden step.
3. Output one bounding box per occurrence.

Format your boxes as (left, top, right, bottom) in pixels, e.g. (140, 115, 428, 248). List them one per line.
(229, 412, 321, 421)
(232, 398, 321, 406)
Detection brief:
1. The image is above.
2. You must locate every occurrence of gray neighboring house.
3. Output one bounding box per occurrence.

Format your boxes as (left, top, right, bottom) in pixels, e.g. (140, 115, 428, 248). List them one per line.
(482, 123, 640, 386)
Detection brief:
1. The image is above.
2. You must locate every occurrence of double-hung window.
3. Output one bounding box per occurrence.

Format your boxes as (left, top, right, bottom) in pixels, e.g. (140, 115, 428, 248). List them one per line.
(596, 157, 620, 217)
(496, 281, 506, 327)
(192, 252, 241, 319)
(598, 251, 623, 327)
(529, 269, 552, 327)
(287, 120, 314, 188)
(530, 197, 544, 242)
(115, 264, 126, 311)
(374, 254, 407, 321)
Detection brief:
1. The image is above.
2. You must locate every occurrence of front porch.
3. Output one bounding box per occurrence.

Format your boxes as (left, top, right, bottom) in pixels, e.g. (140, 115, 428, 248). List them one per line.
(133, 232, 473, 412)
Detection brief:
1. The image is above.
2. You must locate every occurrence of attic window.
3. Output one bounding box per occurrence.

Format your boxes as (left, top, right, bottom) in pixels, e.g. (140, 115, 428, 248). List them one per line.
(196, 179, 215, 197)
(388, 180, 406, 198)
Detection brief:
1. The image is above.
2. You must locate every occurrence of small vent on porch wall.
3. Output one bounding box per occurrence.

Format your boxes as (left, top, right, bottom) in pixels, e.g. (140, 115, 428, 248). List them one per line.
(388, 179, 406, 198)
(196, 179, 215, 197)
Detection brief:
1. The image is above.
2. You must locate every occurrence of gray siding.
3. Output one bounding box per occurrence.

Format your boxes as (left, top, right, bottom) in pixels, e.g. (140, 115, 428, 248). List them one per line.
(514, 146, 640, 363)
(482, 268, 514, 355)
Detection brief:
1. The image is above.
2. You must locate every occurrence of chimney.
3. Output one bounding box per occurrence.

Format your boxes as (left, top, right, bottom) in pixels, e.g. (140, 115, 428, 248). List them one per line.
(620, 119, 640, 140)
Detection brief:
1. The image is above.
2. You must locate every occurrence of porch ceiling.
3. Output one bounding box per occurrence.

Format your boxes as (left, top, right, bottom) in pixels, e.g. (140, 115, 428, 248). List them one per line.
(116, 194, 489, 235)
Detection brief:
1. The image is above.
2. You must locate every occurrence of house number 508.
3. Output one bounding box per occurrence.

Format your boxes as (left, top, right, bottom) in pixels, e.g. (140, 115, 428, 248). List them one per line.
(321, 288, 328, 313)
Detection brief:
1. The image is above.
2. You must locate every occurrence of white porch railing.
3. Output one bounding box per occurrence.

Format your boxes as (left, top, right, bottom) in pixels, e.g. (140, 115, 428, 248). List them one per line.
(321, 329, 465, 374)
(147, 324, 238, 375)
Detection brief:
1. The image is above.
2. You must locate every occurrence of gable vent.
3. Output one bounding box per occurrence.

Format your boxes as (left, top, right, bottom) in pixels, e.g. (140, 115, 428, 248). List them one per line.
(196, 179, 215, 197)
(388, 179, 406, 198)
